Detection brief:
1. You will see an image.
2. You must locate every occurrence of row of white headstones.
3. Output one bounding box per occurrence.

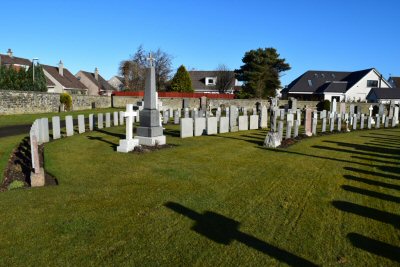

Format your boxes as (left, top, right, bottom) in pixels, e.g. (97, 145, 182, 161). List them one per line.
(28, 104, 142, 186)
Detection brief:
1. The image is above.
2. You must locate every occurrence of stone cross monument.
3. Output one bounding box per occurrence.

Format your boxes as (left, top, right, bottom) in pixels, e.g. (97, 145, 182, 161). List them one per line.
(117, 104, 138, 153)
(134, 53, 166, 146)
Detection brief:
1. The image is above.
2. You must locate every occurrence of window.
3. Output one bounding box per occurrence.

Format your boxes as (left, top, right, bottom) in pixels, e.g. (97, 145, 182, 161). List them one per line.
(308, 80, 313, 87)
(205, 77, 217, 86)
(367, 80, 378, 87)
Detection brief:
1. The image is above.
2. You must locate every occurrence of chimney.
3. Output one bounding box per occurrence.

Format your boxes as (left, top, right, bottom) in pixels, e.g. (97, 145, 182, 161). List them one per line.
(95, 67, 99, 81)
(7, 48, 13, 57)
(58, 60, 64, 76)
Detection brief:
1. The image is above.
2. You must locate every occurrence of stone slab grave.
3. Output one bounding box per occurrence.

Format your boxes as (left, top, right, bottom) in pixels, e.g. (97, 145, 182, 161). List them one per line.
(249, 115, 259, 130)
(340, 102, 346, 115)
(286, 121, 292, 139)
(260, 106, 268, 128)
(293, 120, 299, 137)
(30, 121, 45, 187)
(52, 116, 61, 140)
(89, 114, 94, 131)
(353, 115, 358, 130)
(135, 55, 166, 146)
(376, 115, 380, 128)
(117, 104, 139, 153)
(305, 108, 312, 136)
(360, 114, 365, 129)
(66, 115, 74, 136)
(367, 116, 372, 129)
(286, 113, 294, 127)
(321, 118, 326, 133)
(174, 110, 180, 125)
(337, 117, 342, 131)
(194, 117, 206, 136)
(105, 113, 111, 128)
(206, 117, 218, 135)
(230, 105, 238, 132)
(278, 121, 284, 141)
(180, 118, 193, 138)
(219, 117, 229, 133)
(78, 115, 85, 134)
(119, 111, 124, 125)
(312, 118, 317, 135)
(238, 116, 249, 131)
(113, 112, 119, 126)
(40, 118, 50, 143)
(264, 131, 281, 148)
(163, 110, 169, 124)
(97, 113, 104, 129)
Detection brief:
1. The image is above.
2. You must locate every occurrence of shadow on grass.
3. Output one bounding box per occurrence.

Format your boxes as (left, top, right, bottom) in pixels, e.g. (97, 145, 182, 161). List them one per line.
(350, 155, 398, 165)
(87, 136, 118, 150)
(95, 128, 125, 139)
(323, 140, 400, 156)
(344, 175, 400, 191)
(341, 185, 400, 203)
(210, 133, 265, 146)
(164, 128, 180, 138)
(164, 202, 317, 267)
(312, 145, 400, 161)
(331, 201, 400, 229)
(344, 167, 400, 180)
(347, 233, 400, 262)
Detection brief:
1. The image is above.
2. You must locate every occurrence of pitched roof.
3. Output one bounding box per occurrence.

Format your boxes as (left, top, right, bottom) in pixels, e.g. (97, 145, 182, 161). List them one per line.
(79, 71, 116, 92)
(188, 71, 235, 91)
(368, 87, 400, 100)
(0, 54, 31, 66)
(42, 64, 87, 89)
(288, 69, 373, 94)
(45, 76, 55, 86)
(389, 77, 400, 87)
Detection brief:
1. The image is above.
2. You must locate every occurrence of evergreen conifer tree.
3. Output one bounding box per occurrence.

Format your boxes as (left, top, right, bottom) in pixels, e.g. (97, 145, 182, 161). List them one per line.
(170, 65, 193, 92)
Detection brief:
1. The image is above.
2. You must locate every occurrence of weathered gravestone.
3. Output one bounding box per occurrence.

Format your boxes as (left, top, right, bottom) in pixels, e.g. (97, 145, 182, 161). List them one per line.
(260, 106, 268, 128)
(305, 108, 312, 136)
(78, 115, 85, 134)
(174, 110, 180, 125)
(264, 132, 281, 148)
(66, 115, 74, 136)
(229, 106, 238, 132)
(180, 118, 193, 138)
(293, 120, 299, 138)
(278, 121, 284, 141)
(286, 122, 292, 139)
(30, 121, 45, 187)
(52, 116, 61, 140)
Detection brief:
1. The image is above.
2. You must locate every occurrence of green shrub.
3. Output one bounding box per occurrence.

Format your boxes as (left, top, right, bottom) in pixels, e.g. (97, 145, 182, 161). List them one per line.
(8, 180, 25, 190)
(317, 99, 331, 111)
(60, 93, 72, 111)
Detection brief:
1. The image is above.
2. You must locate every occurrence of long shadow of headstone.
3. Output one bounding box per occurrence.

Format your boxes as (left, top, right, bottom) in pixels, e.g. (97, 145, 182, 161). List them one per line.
(164, 202, 318, 267)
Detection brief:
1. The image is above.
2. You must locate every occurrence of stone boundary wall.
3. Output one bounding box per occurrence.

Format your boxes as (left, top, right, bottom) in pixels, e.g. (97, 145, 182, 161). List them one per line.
(112, 95, 270, 109)
(0, 90, 111, 115)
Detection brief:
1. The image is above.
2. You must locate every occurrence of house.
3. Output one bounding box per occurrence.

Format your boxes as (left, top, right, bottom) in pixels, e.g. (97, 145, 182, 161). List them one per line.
(42, 61, 88, 94)
(0, 49, 31, 70)
(285, 68, 391, 102)
(388, 76, 400, 88)
(76, 68, 116, 96)
(366, 87, 400, 104)
(188, 71, 240, 94)
(108, 76, 125, 91)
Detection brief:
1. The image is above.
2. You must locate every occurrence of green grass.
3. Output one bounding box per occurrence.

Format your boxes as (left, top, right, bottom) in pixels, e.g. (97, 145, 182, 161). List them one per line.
(0, 125, 399, 266)
(0, 107, 122, 127)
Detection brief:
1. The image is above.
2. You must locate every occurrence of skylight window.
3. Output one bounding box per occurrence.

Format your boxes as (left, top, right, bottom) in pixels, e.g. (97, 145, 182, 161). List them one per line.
(331, 73, 336, 79)
(308, 80, 313, 87)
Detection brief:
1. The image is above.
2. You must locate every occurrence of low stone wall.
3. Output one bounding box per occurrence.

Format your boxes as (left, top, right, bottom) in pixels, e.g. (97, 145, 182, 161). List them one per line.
(112, 95, 270, 109)
(0, 90, 112, 115)
(72, 95, 111, 111)
(0, 90, 60, 115)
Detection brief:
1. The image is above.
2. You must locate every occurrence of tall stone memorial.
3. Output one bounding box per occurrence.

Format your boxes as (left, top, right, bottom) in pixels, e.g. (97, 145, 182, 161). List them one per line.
(134, 54, 166, 146)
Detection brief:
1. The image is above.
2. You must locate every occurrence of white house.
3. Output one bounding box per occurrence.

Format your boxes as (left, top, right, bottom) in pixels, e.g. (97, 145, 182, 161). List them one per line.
(285, 68, 391, 102)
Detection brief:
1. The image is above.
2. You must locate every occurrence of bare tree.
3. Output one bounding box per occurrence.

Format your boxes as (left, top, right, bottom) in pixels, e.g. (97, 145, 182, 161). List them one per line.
(119, 45, 173, 91)
(215, 64, 235, 93)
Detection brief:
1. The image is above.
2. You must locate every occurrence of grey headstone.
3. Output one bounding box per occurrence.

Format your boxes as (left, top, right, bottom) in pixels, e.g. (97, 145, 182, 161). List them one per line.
(337, 117, 341, 131)
(353, 115, 357, 130)
(264, 131, 281, 148)
(360, 114, 365, 129)
(163, 110, 169, 124)
(238, 116, 249, 131)
(52, 116, 61, 139)
(66, 115, 74, 136)
(89, 114, 94, 131)
(293, 120, 299, 137)
(312, 118, 317, 135)
(180, 118, 193, 138)
(286, 122, 292, 139)
(194, 117, 206, 136)
(375, 115, 380, 128)
(367, 116, 372, 129)
(174, 110, 180, 125)
(206, 117, 218, 135)
(278, 121, 284, 140)
(322, 118, 326, 133)
(260, 106, 268, 128)
(105, 113, 111, 128)
(119, 111, 124, 125)
(219, 117, 229, 134)
(78, 115, 85, 134)
(97, 113, 104, 129)
(330, 117, 335, 132)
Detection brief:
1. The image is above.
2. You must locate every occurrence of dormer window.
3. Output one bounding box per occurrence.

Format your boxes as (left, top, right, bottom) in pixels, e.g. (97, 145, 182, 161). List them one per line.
(205, 77, 217, 86)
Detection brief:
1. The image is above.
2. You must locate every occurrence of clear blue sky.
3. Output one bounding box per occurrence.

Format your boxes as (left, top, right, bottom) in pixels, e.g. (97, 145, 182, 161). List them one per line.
(1, 0, 399, 86)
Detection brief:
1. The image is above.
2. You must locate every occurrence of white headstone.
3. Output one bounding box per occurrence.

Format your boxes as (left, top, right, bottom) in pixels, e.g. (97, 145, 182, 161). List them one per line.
(238, 116, 249, 131)
(78, 115, 85, 134)
(194, 117, 206, 136)
(113, 112, 119, 126)
(117, 104, 139, 153)
(97, 113, 104, 129)
(119, 111, 124, 125)
(66, 115, 74, 136)
(40, 118, 50, 143)
(105, 113, 111, 128)
(180, 118, 194, 138)
(249, 115, 259, 130)
(52, 116, 61, 139)
(206, 117, 218, 135)
(219, 117, 229, 133)
(89, 114, 94, 131)
(260, 106, 268, 128)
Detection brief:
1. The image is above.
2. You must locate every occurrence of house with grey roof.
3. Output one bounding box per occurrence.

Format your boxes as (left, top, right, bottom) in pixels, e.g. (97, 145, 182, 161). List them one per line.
(0, 49, 31, 70)
(108, 76, 125, 91)
(76, 68, 116, 96)
(188, 71, 240, 94)
(284, 68, 391, 102)
(43, 61, 88, 94)
(367, 87, 400, 104)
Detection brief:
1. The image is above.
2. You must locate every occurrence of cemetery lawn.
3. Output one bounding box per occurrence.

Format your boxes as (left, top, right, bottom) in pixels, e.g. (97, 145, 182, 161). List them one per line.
(0, 125, 399, 266)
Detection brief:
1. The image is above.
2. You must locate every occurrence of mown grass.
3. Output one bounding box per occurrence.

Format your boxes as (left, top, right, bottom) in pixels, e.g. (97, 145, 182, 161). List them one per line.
(0, 124, 399, 266)
(0, 107, 122, 127)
